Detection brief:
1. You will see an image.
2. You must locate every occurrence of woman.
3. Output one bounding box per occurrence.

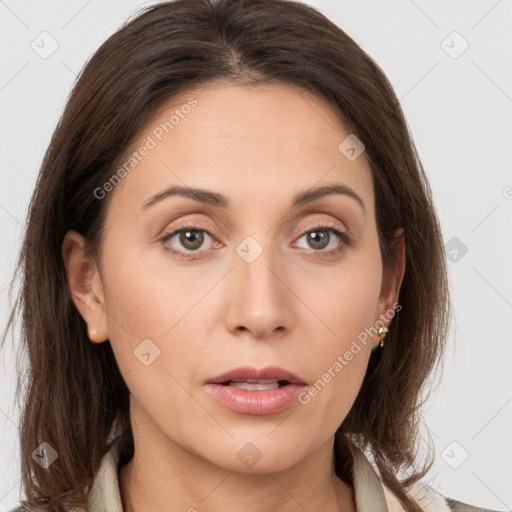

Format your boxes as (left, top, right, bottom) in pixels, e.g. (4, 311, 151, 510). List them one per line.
(3, 0, 500, 510)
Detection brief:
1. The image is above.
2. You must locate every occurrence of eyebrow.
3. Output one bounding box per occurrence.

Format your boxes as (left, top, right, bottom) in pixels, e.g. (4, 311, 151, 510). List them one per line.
(143, 183, 366, 215)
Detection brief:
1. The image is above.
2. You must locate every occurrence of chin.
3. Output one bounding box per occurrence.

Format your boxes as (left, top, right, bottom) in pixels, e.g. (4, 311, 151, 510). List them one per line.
(197, 435, 310, 474)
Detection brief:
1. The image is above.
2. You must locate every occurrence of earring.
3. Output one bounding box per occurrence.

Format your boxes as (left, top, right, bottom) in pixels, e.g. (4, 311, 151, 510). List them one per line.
(378, 326, 389, 347)
(88, 328, 97, 340)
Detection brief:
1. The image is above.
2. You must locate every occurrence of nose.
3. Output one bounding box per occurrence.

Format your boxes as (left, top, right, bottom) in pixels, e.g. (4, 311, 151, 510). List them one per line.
(223, 245, 295, 340)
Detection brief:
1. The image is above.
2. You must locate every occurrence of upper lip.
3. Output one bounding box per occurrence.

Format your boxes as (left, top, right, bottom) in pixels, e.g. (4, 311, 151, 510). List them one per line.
(206, 366, 307, 385)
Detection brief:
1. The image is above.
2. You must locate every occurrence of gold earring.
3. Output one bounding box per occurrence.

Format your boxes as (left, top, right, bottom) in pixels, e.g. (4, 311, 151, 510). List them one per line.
(378, 326, 389, 347)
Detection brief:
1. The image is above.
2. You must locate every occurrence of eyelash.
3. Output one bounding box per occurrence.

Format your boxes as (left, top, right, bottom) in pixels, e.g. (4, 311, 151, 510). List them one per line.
(160, 220, 352, 260)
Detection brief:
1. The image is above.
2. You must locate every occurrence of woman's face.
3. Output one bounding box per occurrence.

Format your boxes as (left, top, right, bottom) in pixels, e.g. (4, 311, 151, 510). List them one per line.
(64, 82, 403, 473)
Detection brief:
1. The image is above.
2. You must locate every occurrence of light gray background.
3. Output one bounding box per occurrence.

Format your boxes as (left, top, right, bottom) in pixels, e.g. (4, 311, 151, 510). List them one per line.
(1, 0, 511, 510)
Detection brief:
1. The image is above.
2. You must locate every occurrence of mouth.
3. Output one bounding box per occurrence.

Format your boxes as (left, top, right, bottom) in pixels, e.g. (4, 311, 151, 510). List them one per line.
(204, 366, 307, 415)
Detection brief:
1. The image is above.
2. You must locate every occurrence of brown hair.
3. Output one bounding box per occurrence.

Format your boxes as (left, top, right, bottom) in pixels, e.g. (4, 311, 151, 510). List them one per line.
(2, 0, 451, 510)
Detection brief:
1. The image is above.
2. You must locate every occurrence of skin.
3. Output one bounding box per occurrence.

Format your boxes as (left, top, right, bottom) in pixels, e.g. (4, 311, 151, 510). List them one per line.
(62, 82, 405, 512)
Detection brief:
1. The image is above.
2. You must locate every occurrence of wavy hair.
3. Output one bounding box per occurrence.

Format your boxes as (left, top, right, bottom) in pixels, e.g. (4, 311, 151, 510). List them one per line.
(2, 0, 451, 510)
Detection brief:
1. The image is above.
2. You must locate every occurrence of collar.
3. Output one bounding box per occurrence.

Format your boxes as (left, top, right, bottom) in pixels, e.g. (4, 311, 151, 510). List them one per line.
(87, 438, 451, 512)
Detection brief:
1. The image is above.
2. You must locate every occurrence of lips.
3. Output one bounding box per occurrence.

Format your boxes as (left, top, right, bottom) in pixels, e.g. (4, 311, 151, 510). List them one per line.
(204, 366, 307, 415)
(206, 366, 307, 387)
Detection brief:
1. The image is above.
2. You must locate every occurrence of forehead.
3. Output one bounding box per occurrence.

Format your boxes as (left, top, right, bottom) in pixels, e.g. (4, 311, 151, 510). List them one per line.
(105, 82, 374, 216)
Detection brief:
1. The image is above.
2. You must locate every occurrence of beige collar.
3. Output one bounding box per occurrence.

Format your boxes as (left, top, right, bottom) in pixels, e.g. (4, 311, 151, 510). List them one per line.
(87, 438, 450, 511)
(351, 445, 451, 512)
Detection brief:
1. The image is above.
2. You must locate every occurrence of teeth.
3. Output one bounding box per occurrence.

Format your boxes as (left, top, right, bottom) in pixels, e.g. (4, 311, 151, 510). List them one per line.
(228, 379, 281, 391)
(231, 379, 279, 384)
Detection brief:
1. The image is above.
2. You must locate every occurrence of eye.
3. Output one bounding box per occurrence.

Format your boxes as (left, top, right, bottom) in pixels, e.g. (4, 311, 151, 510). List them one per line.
(293, 220, 351, 256)
(160, 222, 219, 260)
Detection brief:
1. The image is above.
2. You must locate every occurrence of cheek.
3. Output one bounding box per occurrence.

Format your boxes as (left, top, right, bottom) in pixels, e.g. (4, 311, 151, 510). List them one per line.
(100, 253, 214, 435)
(292, 247, 382, 424)
(295, 245, 383, 350)
(101, 238, 213, 339)
(98, 241, 212, 383)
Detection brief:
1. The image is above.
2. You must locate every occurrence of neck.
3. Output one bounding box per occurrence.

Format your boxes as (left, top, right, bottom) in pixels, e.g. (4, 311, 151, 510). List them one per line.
(119, 411, 356, 512)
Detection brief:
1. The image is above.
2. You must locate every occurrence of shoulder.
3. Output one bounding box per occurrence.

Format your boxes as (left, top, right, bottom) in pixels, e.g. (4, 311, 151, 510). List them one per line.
(7, 439, 123, 512)
(391, 478, 504, 512)
(443, 496, 504, 512)
(354, 445, 503, 512)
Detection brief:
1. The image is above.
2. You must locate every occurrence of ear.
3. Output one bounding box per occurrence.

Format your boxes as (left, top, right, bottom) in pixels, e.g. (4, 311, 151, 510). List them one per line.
(61, 230, 109, 343)
(374, 228, 406, 345)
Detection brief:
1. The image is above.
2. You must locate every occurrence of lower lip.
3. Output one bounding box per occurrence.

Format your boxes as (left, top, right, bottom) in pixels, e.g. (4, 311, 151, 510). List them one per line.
(204, 383, 306, 415)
